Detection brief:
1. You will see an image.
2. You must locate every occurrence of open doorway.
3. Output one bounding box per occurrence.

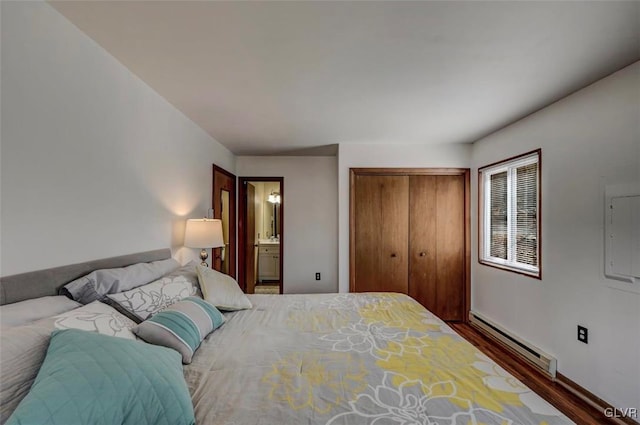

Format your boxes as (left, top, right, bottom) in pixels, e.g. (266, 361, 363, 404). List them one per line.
(239, 177, 284, 294)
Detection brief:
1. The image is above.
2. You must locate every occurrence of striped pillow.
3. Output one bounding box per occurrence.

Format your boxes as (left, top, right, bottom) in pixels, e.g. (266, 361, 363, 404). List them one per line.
(132, 297, 225, 364)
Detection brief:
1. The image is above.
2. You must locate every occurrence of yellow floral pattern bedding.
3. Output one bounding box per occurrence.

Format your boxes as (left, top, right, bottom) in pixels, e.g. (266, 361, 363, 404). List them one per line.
(185, 293, 573, 425)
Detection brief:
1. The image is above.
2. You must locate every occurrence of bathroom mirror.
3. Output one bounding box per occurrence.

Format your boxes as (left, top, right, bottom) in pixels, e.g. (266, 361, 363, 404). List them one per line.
(260, 183, 281, 239)
(212, 164, 236, 278)
(220, 189, 230, 274)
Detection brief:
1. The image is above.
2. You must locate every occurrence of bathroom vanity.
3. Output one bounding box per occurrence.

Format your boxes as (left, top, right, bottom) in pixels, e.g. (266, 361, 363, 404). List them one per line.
(258, 240, 280, 282)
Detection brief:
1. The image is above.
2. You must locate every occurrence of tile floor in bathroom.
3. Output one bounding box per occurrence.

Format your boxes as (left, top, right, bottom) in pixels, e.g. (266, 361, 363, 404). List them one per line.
(254, 285, 280, 294)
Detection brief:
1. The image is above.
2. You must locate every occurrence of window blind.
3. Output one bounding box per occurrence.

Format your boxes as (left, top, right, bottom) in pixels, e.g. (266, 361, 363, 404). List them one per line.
(480, 150, 540, 277)
(515, 163, 537, 266)
(490, 172, 508, 259)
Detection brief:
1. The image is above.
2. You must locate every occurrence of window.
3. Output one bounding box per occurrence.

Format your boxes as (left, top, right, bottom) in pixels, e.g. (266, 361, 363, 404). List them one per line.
(479, 150, 541, 278)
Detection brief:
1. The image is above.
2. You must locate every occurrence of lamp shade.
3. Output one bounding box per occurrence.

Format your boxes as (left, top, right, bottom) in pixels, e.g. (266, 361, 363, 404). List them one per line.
(184, 219, 224, 248)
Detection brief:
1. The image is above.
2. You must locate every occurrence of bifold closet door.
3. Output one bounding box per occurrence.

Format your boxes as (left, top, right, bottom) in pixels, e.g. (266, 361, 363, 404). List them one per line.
(409, 175, 465, 321)
(408, 176, 437, 312)
(353, 175, 409, 294)
(435, 175, 465, 321)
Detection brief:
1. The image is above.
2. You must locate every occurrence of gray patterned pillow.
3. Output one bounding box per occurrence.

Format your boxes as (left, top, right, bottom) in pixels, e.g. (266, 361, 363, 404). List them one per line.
(31, 301, 137, 340)
(105, 263, 201, 323)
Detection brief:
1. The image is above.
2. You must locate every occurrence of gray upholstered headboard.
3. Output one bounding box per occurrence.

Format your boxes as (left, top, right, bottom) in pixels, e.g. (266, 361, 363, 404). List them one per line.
(0, 249, 172, 305)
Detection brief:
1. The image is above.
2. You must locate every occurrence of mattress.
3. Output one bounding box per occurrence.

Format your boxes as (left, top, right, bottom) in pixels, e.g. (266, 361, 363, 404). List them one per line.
(185, 293, 574, 424)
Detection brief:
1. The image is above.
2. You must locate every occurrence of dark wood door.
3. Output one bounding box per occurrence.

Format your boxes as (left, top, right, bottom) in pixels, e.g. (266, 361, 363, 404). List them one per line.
(245, 183, 257, 294)
(408, 175, 437, 312)
(212, 165, 236, 277)
(353, 175, 409, 294)
(434, 175, 465, 321)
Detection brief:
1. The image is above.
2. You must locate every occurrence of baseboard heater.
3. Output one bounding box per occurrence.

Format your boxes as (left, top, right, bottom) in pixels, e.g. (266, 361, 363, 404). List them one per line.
(469, 311, 557, 378)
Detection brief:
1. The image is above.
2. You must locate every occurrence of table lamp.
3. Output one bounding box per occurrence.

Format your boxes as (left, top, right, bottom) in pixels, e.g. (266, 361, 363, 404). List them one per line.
(184, 218, 224, 267)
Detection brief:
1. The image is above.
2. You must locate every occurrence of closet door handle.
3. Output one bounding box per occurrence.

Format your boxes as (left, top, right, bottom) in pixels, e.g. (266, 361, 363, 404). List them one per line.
(390, 253, 397, 258)
(419, 252, 426, 257)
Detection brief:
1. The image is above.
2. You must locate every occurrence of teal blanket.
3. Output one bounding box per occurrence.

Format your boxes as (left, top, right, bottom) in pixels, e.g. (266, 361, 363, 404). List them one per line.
(7, 329, 195, 425)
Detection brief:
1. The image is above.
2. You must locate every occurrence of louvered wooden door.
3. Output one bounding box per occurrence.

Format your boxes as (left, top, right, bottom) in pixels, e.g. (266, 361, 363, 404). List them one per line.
(351, 170, 468, 322)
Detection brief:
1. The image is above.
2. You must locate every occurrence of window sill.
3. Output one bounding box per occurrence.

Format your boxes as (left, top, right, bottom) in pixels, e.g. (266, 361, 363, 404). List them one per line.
(478, 259, 541, 280)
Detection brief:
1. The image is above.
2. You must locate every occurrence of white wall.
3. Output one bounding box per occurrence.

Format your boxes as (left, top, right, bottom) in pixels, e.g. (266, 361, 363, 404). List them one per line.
(0, 2, 235, 276)
(236, 156, 338, 293)
(337, 143, 472, 293)
(471, 62, 640, 410)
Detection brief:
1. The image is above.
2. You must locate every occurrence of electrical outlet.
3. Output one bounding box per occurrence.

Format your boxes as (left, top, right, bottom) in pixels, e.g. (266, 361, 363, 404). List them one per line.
(577, 325, 588, 344)
(315, 273, 321, 281)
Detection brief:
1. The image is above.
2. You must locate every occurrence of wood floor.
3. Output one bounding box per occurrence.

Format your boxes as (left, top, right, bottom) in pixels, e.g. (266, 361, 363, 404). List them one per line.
(450, 323, 626, 425)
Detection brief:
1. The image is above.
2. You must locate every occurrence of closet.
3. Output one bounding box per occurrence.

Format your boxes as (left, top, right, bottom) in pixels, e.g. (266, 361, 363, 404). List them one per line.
(350, 169, 470, 322)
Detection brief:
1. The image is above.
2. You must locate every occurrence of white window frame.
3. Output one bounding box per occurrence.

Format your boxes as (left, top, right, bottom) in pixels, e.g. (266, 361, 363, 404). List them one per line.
(479, 150, 541, 278)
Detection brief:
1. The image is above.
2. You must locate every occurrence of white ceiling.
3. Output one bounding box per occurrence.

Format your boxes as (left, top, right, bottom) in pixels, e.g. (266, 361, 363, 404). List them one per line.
(50, 1, 640, 155)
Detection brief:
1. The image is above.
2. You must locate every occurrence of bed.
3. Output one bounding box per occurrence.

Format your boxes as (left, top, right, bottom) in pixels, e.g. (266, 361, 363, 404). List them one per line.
(0, 250, 574, 425)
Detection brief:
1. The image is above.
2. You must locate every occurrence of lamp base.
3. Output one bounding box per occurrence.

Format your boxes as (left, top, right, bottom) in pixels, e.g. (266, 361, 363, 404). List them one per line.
(199, 248, 209, 267)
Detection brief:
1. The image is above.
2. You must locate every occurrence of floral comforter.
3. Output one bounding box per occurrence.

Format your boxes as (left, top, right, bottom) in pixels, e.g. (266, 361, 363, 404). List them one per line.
(184, 293, 574, 425)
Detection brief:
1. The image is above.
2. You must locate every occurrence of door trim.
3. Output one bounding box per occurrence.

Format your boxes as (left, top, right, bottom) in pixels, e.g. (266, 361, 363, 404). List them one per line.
(238, 177, 284, 294)
(349, 168, 471, 322)
(212, 165, 237, 278)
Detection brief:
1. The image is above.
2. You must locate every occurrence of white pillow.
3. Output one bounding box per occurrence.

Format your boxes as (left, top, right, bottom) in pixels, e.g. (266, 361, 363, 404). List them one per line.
(32, 300, 137, 340)
(0, 296, 81, 328)
(196, 265, 252, 311)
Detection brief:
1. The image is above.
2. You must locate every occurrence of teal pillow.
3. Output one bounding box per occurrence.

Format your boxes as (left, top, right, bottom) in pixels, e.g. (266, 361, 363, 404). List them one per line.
(6, 329, 194, 425)
(133, 297, 225, 364)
